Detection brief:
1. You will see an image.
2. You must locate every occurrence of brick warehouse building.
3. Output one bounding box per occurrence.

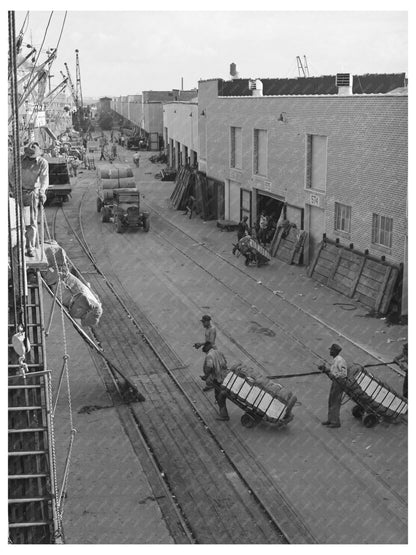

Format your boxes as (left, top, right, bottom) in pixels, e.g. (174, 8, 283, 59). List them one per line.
(196, 76, 407, 279)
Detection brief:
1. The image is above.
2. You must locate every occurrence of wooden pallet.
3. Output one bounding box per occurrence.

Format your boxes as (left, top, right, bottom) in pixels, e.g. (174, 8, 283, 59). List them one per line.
(308, 239, 400, 314)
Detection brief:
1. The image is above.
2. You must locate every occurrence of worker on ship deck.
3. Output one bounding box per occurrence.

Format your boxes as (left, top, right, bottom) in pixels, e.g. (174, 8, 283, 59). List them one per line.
(20, 142, 49, 257)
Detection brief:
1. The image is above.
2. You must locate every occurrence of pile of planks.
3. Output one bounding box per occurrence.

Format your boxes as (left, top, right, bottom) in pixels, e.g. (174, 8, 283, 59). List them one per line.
(270, 223, 308, 265)
(170, 168, 222, 220)
(308, 238, 400, 314)
(170, 167, 194, 210)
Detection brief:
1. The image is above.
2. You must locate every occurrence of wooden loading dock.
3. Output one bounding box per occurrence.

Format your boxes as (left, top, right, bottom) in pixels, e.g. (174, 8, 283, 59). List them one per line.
(308, 237, 400, 315)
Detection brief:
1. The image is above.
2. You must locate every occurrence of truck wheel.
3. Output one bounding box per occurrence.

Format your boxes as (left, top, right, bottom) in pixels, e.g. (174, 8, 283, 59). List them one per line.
(115, 217, 123, 233)
(97, 197, 102, 212)
(101, 207, 110, 223)
(143, 217, 150, 232)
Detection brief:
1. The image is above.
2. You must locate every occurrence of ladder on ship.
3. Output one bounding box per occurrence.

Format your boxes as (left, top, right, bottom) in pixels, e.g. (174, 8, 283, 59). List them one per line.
(8, 270, 61, 544)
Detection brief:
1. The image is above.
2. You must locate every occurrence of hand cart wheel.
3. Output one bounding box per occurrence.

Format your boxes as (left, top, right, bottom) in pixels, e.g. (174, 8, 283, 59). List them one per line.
(352, 405, 365, 419)
(240, 413, 258, 428)
(362, 413, 378, 428)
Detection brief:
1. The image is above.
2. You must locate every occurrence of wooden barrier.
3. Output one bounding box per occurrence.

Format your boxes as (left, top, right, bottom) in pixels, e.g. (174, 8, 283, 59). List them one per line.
(308, 238, 400, 314)
(270, 225, 308, 265)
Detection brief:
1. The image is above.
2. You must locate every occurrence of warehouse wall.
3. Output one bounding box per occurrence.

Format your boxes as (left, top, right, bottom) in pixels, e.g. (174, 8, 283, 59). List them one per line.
(163, 102, 198, 153)
(197, 79, 407, 266)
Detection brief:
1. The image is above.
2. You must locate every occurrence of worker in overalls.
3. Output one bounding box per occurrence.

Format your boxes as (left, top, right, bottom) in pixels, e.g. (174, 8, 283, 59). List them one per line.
(201, 342, 230, 421)
(20, 142, 49, 257)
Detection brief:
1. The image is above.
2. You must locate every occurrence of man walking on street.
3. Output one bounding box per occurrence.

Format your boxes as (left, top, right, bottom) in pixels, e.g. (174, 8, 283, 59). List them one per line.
(20, 142, 49, 257)
(319, 343, 348, 428)
(201, 342, 230, 420)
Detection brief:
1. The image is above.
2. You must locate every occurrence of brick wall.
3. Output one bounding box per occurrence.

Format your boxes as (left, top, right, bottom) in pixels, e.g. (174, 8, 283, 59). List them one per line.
(198, 80, 407, 265)
(163, 103, 198, 154)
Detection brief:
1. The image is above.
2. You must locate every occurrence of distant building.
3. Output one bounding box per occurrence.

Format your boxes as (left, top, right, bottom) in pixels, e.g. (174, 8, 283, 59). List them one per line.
(110, 89, 197, 149)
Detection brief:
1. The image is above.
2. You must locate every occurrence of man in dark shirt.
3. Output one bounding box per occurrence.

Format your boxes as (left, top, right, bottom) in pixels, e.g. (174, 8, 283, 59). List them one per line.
(233, 216, 250, 255)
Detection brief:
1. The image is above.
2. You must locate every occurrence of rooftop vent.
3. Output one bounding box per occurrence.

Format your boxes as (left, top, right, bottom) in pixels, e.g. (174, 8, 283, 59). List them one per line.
(336, 73, 353, 95)
(248, 79, 263, 97)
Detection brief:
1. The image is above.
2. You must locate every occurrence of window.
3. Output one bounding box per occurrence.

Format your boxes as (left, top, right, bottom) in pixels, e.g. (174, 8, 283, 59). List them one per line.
(306, 135, 328, 191)
(230, 126, 242, 169)
(253, 129, 268, 176)
(334, 203, 351, 233)
(372, 214, 393, 248)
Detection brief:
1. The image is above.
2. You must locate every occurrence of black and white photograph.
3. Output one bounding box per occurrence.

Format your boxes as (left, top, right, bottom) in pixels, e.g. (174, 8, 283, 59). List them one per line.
(6, 2, 409, 547)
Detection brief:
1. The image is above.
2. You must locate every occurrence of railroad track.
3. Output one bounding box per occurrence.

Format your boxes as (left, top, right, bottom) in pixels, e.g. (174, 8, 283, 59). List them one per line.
(83, 173, 408, 519)
(44, 179, 315, 544)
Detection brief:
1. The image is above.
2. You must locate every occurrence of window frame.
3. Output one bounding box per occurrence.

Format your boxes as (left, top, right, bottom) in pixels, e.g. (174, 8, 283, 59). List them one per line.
(230, 126, 242, 170)
(334, 202, 352, 234)
(253, 128, 268, 177)
(305, 134, 328, 192)
(372, 213, 393, 248)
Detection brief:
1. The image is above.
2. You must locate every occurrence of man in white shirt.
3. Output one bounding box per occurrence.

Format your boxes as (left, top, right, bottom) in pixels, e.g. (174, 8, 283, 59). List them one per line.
(20, 142, 49, 256)
(319, 343, 348, 428)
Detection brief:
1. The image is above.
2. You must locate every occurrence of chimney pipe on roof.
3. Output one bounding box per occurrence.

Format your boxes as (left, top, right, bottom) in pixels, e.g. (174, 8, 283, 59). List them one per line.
(230, 62, 239, 80)
(336, 73, 353, 95)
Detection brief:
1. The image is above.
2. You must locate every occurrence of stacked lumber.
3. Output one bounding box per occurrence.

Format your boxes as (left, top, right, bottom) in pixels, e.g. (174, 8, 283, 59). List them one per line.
(308, 238, 400, 314)
(170, 167, 194, 210)
(170, 169, 222, 220)
(270, 223, 308, 265)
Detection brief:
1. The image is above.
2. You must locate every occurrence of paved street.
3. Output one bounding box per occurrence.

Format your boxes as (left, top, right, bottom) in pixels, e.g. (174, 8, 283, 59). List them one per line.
(47, 146, 407, 544)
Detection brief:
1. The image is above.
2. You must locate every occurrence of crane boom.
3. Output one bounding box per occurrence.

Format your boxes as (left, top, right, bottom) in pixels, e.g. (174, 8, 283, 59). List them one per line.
(75, 49, 84, 109)
(64, 62, 78, 108)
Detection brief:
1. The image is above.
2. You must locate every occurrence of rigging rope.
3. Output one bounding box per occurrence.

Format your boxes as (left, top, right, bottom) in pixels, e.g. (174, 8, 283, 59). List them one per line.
(8, 10, 28, 336)
(43, 213, 76, 519)
(23, 11, 53, 100)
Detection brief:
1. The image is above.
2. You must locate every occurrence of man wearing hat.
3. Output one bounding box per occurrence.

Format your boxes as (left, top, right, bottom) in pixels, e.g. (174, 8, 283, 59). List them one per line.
(20, 142, 49, 256)
(319, 343, 348, 428)
(201, 342, 230, 421)
(194, 314, 217, 350)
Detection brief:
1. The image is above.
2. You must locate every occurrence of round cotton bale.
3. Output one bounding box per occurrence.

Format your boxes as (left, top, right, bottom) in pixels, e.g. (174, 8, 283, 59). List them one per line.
(100, 177, 136, 190)
(98, 165, 133, 179)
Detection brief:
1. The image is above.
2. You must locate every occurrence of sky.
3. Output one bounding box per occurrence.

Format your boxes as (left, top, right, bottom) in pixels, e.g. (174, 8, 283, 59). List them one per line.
(10, 2, 409, 99)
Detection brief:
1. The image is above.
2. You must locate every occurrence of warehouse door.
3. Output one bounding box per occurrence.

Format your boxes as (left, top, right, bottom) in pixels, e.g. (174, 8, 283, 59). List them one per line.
(149, 132, 159, 151)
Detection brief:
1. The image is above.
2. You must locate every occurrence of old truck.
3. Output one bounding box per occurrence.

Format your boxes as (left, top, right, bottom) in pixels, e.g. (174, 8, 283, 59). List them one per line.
(96, 163, 150, 232)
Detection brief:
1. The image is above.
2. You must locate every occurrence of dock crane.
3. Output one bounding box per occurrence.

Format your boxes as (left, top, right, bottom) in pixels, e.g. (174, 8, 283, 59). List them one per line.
(62, 62, 80, 129)
(75, 49, 84, 113)
(296, 55, 310, 78)
(63, 50, 89, 132)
